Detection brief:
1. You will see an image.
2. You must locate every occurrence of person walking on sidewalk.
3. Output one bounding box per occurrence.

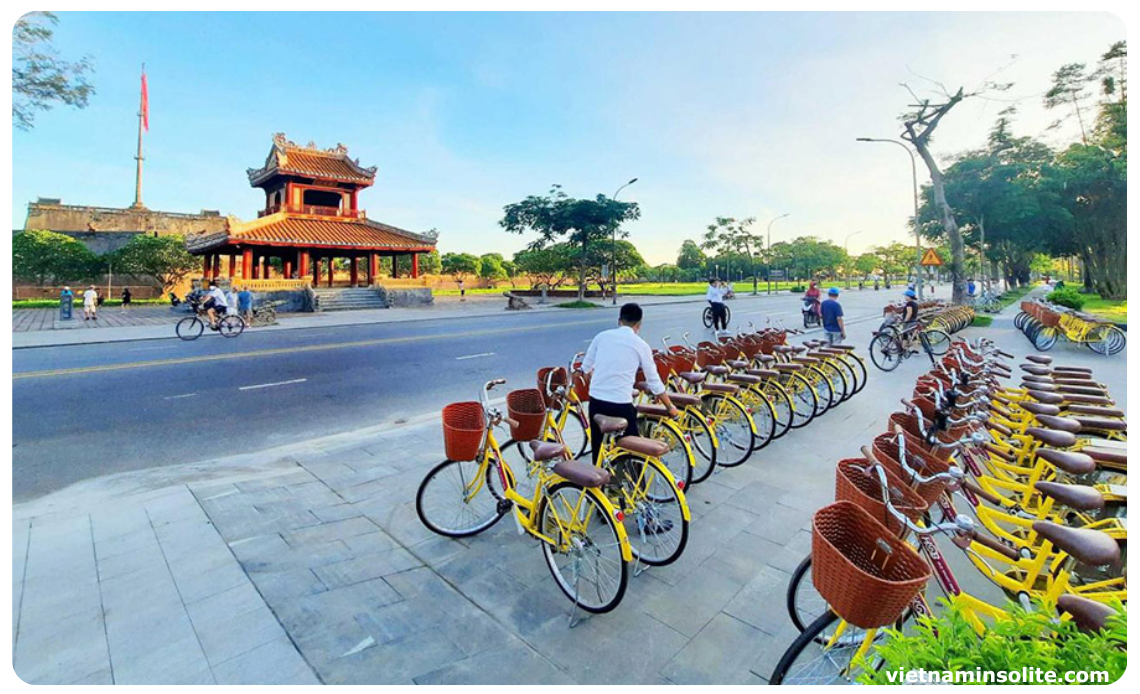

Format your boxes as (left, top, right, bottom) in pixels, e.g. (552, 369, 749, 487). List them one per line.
(706, 278, 728, 331)
(237, 286, 253, 324)
(580, 303, 679, 464)
(820, 287, 846, 345)
(120, 287, 132, 313)
(82, 285, 99, 321)
(458, 278, 466, 301)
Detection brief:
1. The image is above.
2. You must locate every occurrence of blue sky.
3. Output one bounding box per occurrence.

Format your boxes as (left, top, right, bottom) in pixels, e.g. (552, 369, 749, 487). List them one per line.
(12, 11, 1125, 265)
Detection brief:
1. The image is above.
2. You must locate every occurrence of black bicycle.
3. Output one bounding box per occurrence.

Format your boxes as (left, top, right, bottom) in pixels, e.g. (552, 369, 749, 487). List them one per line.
(868, 318, 948, 372)
(702, 303, 731, 329)
(176, 300, 245, 340)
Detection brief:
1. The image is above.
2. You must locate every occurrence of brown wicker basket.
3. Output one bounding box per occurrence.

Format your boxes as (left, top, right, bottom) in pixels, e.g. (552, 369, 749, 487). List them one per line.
(537, 366, 568, 410)
(835, 458, 929, 536)
(442, 401, 486, 461)
(872, 431, 952, 506)
(572, 370, 591, 401)
(887, 412, 955, 461)
(507, 388, 547, 442)
(811, 501, 931, 629)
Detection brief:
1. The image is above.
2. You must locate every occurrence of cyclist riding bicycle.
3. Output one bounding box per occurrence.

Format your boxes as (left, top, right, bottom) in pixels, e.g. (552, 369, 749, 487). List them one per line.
(899, 288, 920, 354)
(203, 280, 228, 330)
(705, 278, 728, 331)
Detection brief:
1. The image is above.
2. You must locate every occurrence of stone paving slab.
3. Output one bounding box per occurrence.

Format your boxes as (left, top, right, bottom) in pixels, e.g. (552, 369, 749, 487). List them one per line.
(12, 307, 1126, 684)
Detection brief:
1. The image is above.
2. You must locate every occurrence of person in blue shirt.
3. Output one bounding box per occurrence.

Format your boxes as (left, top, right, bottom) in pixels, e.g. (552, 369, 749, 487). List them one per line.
(820, 287, 845, 345)
(967, 279, 977, 296)
(237, 286, 254, 324)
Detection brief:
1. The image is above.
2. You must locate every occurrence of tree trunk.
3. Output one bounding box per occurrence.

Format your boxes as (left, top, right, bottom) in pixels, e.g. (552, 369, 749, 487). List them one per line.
(577, 244, 588, 302)
(916, 149, 967, 304)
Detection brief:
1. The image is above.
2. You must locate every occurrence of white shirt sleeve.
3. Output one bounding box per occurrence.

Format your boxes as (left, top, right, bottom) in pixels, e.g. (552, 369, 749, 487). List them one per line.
(581, 334, 600, 374)
(636, 337, 667, 396)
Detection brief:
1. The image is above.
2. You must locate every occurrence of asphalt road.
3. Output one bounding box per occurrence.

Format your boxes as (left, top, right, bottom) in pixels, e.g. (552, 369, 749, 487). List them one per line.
(13, 288, 898, 501)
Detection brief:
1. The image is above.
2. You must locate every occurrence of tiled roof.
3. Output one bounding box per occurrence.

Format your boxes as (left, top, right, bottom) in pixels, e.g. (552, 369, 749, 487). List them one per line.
(247, 134, 377, 186)
(185, 213, 438, 253)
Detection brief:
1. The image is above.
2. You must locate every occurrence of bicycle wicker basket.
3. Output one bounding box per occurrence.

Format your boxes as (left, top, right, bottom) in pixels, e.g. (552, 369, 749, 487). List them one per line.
(887, 412, 955, 462)
(507, 388, 547, 442)
(442, 401, 486, 462)
(572, 370, 591, 401)
(536, 366, 568, 410)
(835, 458, 930, 536)
(872, 431, 952, 506)
(811, 501, 931, 629)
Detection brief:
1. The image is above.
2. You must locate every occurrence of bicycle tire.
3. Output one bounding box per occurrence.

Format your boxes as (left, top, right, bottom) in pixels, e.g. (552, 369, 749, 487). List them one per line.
(638, 417, 694, 491)
(839, 353, 868, 396)
(701, 393, 754, 466)
(769, 611, 848, 685)
(1034, 325, 1058, 351)
(175, 316, 203, 341)
(868, 333, 903, 372)
(219, 315, 245, 338)
(679, 408, 718, 484)
(762, 380, 795, 439)
(923, 329, 950, 356)
(557, 405, 591, 459)
(785, 372, 819, 429)
(818, 361, 850, 405)
(416, 458, 506, 538)
(831, 357, 860, 402)
(803, 366, 834, 414)
(539, 482, 629, 613)
(703, 307, 715, 329)
(606, 454, 689, 566)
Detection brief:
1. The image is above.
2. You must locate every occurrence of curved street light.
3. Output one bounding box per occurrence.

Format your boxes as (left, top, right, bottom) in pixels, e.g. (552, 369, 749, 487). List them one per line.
(765, 213, 790, 294)
(611, 178, 639, 305)
(856, 137, 923, 299)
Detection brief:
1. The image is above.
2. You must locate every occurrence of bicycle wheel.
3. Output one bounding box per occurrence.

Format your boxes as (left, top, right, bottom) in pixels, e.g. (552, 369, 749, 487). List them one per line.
(701, 393, 754, 466)
(556, 405, 590, 459)
(818, 361, 849, 405)
(608, 454, 689, 566)
(678, 408, 717, 484)
(1106, 326, 1126, 355)
(836, 353, 867, 397)
(1014, 312, 1028, 330)
(724, 305, 732, 326)
(831, 357, 860, 402)
(869, 333, 903, 372)
(784, 373, 819, 429)
(416, 458, 506, 538)
(746, 390, 778, 451)
(802, 366, 834, 415)
(762, 381, 795, 439)
(703, 307, 714, 329)
(923, 329, 950, 356)
(1033, 325, 1058, 351)
(219, 315, 245, 338)
(539, 482, 629, 613)
(638, 417, 694, 490)
(176, 316, 204, 341)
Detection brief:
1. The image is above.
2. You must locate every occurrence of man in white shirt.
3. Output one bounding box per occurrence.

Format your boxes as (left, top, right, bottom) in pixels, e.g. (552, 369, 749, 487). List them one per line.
(82, 285, 99, 321)
(580, 303, 679, 464)
(705, 278, 727, 331)
(203, 280, 228, 329)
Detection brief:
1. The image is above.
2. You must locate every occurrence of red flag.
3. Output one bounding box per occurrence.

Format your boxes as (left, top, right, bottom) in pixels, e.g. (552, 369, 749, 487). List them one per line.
(140, 69, 149, 131)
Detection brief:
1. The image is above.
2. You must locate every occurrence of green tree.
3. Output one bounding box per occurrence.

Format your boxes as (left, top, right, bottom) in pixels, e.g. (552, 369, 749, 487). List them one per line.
(854, 253, 878, 277)
(113, 234, 199, 296)
(418, 249, 442, 275)
(514, 246, 572, 289)
(1044, 63, 1097, 145)
(676, 239, 706, 270)
(501, 184, 641, 301)
(12, 12, 95, 131)
(13, 229, 99, 285)
(440, 252, 481, 283)
(478, 252, 508, 285)
(767, 237, 847, 280)
(501, 259, 520, 288)
(652, 263, 682, 282)
(582, 239, 646, 290)
(701, 217, 765, 293)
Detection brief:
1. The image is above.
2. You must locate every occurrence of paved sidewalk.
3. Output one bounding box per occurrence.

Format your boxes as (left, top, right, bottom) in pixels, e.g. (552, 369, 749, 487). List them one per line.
(12, 292, 786, 349)
(17, 302, 1118, 684)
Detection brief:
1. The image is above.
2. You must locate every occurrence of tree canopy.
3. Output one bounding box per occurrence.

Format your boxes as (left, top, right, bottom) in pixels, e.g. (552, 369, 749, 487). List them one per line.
(113, 234, 199, 295)
(13, 229, 99, 285)
(13, 12, 95, 131)
(441, 252, 481, 282)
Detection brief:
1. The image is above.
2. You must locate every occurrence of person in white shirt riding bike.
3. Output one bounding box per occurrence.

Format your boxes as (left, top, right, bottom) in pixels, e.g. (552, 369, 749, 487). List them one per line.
(706, 278, 728, 331)
(203, 281, 229, 330)
(580, 303, 680, 465)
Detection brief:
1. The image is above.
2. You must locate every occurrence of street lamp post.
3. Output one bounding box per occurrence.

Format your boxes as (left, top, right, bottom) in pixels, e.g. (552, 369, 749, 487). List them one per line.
(843, 230, 863, 289)
(856, 137, 923, 300)
(611, 178, 638, 306)
(765, 213, 790, 294)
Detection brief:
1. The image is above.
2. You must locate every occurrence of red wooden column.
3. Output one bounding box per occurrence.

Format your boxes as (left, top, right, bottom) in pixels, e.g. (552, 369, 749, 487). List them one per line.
(284, 252, 294, 280)
(252, 253, 260, 280)
(391, 255, 398, 278)
(369, 252, 379, 282)
(313, 255, 321, 285)
(242, 249, 253, 278)
(228, 253, 237, 279)
(349, 253, 359, 286)
(327, 258, 334, 287)
(213, 254, 222, 280)
(411, 253, 419, 278)
(299, 250, 310, 280)
(202, 255, 211, 279)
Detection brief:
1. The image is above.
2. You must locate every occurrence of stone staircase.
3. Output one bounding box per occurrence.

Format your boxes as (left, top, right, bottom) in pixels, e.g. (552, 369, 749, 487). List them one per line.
(311, 287, 387, 312)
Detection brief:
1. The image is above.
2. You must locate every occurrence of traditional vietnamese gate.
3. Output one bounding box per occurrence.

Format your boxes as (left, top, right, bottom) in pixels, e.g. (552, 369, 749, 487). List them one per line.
(186, 133, 437, 286)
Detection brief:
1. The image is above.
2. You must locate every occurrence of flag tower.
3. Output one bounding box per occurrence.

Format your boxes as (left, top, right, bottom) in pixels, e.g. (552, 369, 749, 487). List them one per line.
(131, 64, 149, 209)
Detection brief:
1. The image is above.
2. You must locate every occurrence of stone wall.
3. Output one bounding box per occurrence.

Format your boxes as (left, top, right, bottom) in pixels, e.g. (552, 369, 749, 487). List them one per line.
(21, 199, 228, 253)
(378, 287, 434, 307)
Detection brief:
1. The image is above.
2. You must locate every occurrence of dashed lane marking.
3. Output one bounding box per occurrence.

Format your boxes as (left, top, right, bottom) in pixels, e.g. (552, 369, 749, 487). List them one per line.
(455, 352, 496, 360)
(238, 378, 308, 391)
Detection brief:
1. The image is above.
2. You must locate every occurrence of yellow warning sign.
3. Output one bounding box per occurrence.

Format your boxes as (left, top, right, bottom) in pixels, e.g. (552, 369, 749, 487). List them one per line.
(920, 248, 943, 266)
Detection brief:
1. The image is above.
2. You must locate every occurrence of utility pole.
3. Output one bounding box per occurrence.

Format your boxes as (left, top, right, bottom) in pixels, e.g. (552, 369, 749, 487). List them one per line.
(132, 64, 149, 209)
(765, 213, 790, 294)
(611, 178, 638, 305)
(856, 137, 922, 299)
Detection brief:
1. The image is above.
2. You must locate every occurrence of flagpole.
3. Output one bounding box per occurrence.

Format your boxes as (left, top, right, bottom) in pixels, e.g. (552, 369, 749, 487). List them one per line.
(132, 63, 146, 209)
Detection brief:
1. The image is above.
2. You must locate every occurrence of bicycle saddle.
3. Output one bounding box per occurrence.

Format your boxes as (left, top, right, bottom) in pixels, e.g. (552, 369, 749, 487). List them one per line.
(705, 365, 730, 376)
(1072, 417, 1127, 433)
(1035, 414, 1083, 433)
(1082, 447, 1126, 469)
(726, 373, 762, 385)
(1057, 594, 1117, 634)
(757, 354, 776, 363)
(665, 392, 700, 407)
(1059, 393, 1115, 406)
(774, 363, 804, 372)
(791, 356, 820, 365)
(1027, 390, 1065, 405)
(1026, 427, 1077, 448)
(1020, 401, 1062, 417)
(552, 459, 612, 488)
(678, 371, 707, 384)
(1025, 354, 1053, 365)
(1066, 404, 1125, 418)
(529, 440, 567, 462)
(616, 436, 671, 458)
(727, 359, 750, 369)
(1053, 365, 1094, 375)
(1036, 449, 1096, 475)
(702, 382, 740, 394)
(1020, 365, 1052, 376)
(1031, 521, 1120, 567)
(1034, 481, 1104, 511)
(593, 415, 628, 433)
(635, 404, 671, 418)
(745, 368, 780, 378)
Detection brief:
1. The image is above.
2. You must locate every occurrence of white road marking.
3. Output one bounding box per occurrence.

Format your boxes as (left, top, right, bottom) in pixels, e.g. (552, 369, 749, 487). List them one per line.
(238, 378, 308, 391)
(163, 393, 198, 400)
(129, 345, 176, 352)
(455, 352, 495, 360)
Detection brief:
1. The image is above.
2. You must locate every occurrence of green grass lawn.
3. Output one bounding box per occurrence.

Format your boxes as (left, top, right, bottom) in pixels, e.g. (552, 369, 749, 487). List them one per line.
(13, 298, 170, 309)
(1082, 296, 1127, 323)
(553, 300, 605, 309)
(996, 284, 1034, 310)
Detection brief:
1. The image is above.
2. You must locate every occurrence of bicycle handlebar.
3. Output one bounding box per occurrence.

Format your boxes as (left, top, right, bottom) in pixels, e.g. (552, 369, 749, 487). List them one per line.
(890, 425, 964, 487)
(858, 446, 970, 537)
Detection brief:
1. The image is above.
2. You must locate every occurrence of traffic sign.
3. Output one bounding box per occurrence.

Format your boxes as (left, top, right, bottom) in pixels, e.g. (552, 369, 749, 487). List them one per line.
(920, 248, 943, 267)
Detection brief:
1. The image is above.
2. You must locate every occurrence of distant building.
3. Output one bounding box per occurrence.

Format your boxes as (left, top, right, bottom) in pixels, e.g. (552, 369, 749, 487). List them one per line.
(186, 133, 438, 285)
(21, 199, 227, 255)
